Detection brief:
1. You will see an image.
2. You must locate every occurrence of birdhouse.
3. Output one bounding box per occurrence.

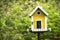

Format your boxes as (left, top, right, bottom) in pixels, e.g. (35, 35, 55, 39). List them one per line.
(29, 6, 48, 32)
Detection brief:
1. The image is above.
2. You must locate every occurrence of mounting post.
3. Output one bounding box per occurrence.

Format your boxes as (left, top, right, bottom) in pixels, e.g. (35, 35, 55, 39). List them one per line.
(38, 32, 40, 40)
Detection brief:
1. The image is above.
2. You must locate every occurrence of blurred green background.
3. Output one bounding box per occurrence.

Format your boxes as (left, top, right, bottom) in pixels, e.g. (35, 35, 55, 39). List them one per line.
(0, 0, 60, 40)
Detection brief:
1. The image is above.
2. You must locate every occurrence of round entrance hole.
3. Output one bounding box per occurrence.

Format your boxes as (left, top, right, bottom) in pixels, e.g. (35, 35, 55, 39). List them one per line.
(37, 12, 40, 14)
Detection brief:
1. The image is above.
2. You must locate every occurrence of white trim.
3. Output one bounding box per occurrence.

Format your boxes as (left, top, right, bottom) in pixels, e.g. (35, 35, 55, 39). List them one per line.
(32, 29, 48, 31)
(31, 24, 34, 31)
(31, 16, 34, 31)
(29, 6, 48, 16)
(45, 16, 48, 31)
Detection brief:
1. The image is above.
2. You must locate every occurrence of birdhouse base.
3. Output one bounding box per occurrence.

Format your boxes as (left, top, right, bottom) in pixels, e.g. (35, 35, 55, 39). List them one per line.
(30, 30, 49, 33)
(31, 29, 48, 32)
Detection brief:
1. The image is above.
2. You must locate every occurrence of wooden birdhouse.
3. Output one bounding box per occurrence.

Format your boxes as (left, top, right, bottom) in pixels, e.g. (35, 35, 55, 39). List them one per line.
(29, 6, 48, 32)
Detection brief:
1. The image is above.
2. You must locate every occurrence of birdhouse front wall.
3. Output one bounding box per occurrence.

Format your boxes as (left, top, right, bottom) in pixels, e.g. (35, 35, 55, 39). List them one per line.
(31, 9, 47, 31)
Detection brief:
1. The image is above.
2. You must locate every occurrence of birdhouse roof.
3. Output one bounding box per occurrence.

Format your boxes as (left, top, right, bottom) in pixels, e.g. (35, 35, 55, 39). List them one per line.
(29, 6, 48, 16)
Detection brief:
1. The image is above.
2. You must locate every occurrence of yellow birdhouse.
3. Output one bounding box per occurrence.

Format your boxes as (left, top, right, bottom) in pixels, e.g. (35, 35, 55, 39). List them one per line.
(29, 6, 48, 32)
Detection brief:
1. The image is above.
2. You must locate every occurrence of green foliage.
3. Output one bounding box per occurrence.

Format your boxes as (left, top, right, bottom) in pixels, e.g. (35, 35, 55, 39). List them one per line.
(0, 0, 60, 40)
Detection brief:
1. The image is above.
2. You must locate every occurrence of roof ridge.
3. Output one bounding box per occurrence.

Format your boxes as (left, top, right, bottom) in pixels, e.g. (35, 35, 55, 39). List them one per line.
(29, 6, 48, 16)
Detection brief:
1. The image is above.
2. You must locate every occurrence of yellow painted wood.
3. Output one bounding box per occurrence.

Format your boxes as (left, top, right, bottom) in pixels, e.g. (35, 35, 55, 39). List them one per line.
(32, 9, 45, 29)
